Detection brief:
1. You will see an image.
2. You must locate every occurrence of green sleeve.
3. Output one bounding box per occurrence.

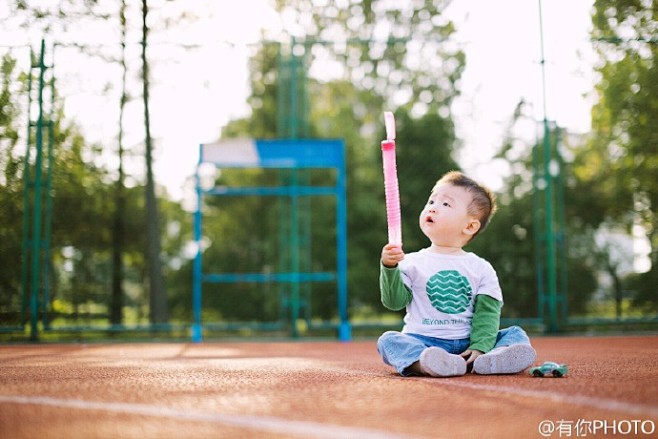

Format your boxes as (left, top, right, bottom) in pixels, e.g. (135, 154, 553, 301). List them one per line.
(380, 263, 412, 311)
(469, 294, 502, 353)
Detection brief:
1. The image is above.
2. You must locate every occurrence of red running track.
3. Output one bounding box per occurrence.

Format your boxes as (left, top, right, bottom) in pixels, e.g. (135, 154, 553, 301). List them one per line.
(1, 335, 657, 438)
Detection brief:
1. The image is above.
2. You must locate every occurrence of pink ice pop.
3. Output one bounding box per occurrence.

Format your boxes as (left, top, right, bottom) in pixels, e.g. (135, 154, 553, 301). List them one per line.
(381, 111, 402, 246)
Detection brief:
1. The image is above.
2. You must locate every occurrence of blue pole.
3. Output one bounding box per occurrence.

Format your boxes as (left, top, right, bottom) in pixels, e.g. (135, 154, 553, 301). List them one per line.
(336, 148, 351, 341)
(192, 145, 204, 342)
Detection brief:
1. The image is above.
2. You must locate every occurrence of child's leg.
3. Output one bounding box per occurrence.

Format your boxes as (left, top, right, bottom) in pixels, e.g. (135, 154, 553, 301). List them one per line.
(472, 326, 536, 375)
(377, 331, 427, 376)
(494, 325, 533, 347)
(417, 347, 467, 377)
(377, 331, 466, 377)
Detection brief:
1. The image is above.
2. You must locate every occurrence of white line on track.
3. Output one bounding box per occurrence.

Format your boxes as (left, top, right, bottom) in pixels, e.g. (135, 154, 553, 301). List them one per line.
(349, 368, 658, 418)
(0, 394, 419, 439)
(438, 380, 658, 418)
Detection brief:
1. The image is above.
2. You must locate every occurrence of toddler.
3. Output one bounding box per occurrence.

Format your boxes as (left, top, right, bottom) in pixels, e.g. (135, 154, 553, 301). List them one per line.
(377, 171, 536, 377)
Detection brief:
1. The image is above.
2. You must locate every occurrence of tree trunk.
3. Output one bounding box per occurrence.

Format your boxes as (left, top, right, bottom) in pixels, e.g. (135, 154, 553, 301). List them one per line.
(142, 0, 168, 325)
(110, 0, 128, 327)
(605, 259, 623, 319)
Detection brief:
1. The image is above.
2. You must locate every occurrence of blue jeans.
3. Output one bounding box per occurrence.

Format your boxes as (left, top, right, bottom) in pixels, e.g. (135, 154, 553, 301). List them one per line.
(377, 326, 532, 376)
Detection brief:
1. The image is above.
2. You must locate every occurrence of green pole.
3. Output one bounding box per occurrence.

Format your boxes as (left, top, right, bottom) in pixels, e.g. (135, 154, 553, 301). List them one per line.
(290, 171, 300, 338)
(276, 43, 286, 137)
(532, 140, 545, 320)
(289, 45, 299, 336)
(29, 39, 47, 341)
(555, 128, 569, 319)
(20, 48, 35, 327)
(276, 44, 288, 325)
(542, 122, 558, 332)
(289, 36, 298, 139)
(538, 0, 559, 332)
(43, 43, 56, 330)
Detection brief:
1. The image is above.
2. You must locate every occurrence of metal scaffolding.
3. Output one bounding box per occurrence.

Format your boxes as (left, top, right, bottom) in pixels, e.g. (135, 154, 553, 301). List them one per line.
(20, 39, 55, 341)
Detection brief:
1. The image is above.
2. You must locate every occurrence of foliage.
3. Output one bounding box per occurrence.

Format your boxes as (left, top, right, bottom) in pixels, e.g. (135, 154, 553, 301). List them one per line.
(212, 0, 464, 323)
(0, 48, 186, 327)
(469, 112, 599, 319)
(583, 0, 658, 312)
(3, 1, 657, 338)
(0, 54, 24, 314)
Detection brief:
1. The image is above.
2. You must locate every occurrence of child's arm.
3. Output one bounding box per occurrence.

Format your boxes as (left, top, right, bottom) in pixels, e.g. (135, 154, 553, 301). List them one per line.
(379, 244, 411, 310)
(460, 294, 501, 365)
(381, 243, 404, 268)
(380, 263, 412, 311)
(469, 294, 501, 352)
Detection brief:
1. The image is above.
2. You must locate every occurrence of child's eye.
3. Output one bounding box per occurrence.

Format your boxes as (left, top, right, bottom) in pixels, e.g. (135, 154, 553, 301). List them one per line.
(442, 202, 451, 207)
(427, 200, 434, 205)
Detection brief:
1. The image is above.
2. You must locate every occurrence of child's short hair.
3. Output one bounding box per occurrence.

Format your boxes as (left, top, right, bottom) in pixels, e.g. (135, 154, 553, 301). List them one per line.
(432, 171, 497, 238)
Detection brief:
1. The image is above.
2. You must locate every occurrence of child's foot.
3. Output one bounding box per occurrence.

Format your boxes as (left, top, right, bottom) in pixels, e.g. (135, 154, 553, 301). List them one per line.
(473, 344, 537, 375)
(419, 347, 467, 377)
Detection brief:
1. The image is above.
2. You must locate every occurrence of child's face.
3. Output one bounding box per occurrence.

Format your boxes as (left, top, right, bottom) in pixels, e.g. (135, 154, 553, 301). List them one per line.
(419, 183, 477, 245)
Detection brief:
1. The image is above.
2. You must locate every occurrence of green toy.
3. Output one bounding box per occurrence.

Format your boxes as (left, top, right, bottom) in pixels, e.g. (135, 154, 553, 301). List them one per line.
(529, 361, 568, 377)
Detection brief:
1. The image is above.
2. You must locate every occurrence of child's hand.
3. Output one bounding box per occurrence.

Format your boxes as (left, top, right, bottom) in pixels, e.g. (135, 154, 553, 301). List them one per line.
(381, 243, 405, 268)
(460, 349, 483, 373)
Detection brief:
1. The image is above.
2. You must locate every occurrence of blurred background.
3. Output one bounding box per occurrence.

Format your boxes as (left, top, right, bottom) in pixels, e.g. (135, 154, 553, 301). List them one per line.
(1, 0, 656, 341)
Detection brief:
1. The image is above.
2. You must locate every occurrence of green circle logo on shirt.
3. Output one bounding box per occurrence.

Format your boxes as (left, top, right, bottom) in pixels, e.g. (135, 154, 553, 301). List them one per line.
(426, 270, 472, 314)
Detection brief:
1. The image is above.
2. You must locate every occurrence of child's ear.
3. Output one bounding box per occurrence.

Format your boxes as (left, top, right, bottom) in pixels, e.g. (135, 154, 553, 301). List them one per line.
(463, 219, 481, 237)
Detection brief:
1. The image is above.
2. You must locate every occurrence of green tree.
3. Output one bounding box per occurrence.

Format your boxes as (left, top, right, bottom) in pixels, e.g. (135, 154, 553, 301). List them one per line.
(0, 54, 24, 319)
(460, 99, 601, 321)
(0, 48, 168, 332)
(214, 1, 464, 323)
(584, 0, 658, 312)
(36, 111, 168, 329)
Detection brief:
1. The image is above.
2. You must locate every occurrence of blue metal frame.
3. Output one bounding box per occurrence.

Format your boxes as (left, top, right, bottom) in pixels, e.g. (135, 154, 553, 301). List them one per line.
(192, 139, 350, 342)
